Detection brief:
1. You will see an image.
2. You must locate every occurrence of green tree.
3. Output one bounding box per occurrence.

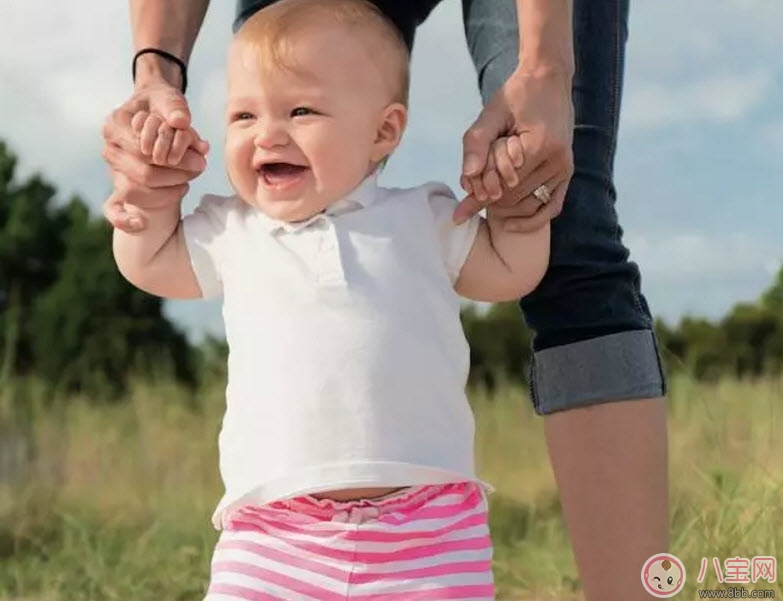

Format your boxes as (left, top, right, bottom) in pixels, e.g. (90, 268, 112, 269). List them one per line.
(461, 302, 532, 389)
(721, 303, 783, 378)
(0, 143, 65, 382)
(0, 140, 195, 395)
(676, 317, 728, 380)
(761, 265, 783, 314)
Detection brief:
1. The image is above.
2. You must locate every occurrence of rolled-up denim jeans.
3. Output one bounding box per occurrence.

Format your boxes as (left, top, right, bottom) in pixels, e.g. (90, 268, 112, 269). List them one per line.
(462, 0, 666, 414)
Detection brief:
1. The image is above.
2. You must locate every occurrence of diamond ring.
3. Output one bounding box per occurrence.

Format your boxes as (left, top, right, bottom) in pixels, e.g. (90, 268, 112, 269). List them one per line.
(533, 185, 551, 204)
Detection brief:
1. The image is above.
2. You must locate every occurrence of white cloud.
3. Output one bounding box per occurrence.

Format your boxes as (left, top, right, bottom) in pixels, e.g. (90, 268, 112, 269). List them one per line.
(627, 231, 777, 283)
(626, 1, 783, 79)
(622, 1, 782, 134)
(622, 70, 773, 133)
(626, 230, 782, 323)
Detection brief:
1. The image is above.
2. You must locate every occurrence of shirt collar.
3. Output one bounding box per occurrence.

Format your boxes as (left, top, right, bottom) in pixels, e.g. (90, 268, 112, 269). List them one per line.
(257, 170, 380, 235)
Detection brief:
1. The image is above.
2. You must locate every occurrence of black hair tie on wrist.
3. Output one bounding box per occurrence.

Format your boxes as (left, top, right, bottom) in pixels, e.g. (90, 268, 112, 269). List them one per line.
(132, 48, 188, 94)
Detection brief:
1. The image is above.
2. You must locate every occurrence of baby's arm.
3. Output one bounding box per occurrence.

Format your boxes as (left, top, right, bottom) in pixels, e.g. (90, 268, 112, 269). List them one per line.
(112, 112, 207, 299)
(112, 198, 202, 300)
(455, 138, 551, 302)
(456, 213, 549, 302)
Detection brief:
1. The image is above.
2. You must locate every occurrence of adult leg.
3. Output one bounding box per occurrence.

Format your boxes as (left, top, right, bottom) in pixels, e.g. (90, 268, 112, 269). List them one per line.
(462, 1, 668, 600)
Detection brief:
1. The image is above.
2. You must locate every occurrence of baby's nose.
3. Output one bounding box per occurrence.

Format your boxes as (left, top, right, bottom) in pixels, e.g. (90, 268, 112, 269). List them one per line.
(254, 122, 289, 149)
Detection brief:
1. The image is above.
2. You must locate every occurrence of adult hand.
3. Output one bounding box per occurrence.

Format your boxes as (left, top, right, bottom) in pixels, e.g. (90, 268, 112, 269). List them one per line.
(102, 81, 209, 231)
(454, 67, 575, 232)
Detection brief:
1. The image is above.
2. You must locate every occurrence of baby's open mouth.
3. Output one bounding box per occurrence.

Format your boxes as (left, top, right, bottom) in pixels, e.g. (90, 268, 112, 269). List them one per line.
(257, 162, 309, 187)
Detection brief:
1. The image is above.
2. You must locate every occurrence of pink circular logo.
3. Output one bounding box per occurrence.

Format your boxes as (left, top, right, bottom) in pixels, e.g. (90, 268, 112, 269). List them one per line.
(642, 553, 686, 597)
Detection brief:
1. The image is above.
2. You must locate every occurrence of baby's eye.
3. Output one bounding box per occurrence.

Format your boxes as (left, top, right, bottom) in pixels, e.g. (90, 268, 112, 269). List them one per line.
(291, 107, 316, 117)
(667, 577, 673, 585)
(231, 112, 254, 122)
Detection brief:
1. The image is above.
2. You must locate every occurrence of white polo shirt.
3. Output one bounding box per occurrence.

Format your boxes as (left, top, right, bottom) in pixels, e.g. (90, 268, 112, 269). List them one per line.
(182, 173, 489, 529)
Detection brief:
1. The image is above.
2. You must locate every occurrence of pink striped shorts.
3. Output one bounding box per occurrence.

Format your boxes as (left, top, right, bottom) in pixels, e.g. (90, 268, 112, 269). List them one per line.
(205, 481, 495, 600)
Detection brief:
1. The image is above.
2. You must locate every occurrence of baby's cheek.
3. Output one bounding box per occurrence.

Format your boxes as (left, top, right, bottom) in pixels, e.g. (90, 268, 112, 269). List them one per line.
(321, 152, 360, 192)
(225, 159, 252, 200)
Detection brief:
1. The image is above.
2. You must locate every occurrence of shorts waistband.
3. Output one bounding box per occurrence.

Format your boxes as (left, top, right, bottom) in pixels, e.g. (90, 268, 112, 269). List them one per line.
(280, 481, 476, 518)
(228, 481, 482, 526)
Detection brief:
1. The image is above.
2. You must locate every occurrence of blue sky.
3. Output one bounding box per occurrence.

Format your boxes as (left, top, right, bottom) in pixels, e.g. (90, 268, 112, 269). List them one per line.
(1, 1, 782, 340)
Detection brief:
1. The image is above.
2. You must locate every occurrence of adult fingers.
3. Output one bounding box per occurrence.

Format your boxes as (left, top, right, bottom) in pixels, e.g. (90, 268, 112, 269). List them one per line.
(502, 180, 566, 233)
(516, 133, 574, 208)
(514, 160, 562, 206)
(502, 204, 554, 233)
(468, 173, 489, 204)
(103, 143, 200, 188)
(120, 181, 190, 210)
(104, 184, 189, 232)
(488, 195, 540, 220)
(103, 107, 139, 156)
(105, 129, 206, 175)
(104, 191, 143, 232)
(147, 84, 193, 130)
(459, 174, 474, 196)
(461, 97, 509, 178)
(487, 172, 560, 223)
(547, 177, 570, 220)
(468, 148, 492, 203)
(111, 170, 190, 211)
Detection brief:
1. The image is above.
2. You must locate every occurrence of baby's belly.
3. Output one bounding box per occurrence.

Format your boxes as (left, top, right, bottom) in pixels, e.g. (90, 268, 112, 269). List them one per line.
(310, 486, 406, 501)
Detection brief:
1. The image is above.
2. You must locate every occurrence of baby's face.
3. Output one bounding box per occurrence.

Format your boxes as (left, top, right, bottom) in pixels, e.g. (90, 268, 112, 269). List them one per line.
(224, 26, 400, 222)
(645, 559, 682, 594)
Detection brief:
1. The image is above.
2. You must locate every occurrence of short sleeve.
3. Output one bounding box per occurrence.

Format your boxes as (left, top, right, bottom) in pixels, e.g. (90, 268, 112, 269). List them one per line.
(425, 183, 481, 284)
(181, 194, 236, 298)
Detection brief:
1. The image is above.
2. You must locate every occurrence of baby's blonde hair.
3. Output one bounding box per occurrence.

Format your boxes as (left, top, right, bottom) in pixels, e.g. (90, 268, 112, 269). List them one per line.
(235, 0, 410, 106)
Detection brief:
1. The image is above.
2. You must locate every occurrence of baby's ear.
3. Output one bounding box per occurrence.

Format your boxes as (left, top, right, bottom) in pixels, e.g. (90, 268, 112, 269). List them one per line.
(371, 103, 407, 162)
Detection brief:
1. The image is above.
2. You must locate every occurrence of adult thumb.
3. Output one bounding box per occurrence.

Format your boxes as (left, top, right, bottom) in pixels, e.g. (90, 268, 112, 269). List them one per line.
(462, 106, 507, 177)
(151, 87, 192, 130)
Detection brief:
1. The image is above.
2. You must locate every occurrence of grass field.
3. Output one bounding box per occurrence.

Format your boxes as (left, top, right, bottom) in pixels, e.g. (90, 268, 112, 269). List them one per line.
(1, 375, 781, 600)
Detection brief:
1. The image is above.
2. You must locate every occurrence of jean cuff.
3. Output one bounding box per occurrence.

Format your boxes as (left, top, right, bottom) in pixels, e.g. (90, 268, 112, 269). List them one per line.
(530, 330, 666, 415)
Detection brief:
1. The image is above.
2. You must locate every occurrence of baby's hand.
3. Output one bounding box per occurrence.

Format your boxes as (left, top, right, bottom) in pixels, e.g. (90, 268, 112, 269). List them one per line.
(460, 135, 525, 204)
(131, 110, 209, 167)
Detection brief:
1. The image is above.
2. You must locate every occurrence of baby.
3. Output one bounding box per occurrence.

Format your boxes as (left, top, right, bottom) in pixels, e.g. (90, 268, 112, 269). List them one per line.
(113, 0, 549, 598)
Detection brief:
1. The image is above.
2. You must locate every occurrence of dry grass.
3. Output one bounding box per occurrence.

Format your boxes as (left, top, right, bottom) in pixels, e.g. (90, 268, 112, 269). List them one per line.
(1, 374, 781, 600)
